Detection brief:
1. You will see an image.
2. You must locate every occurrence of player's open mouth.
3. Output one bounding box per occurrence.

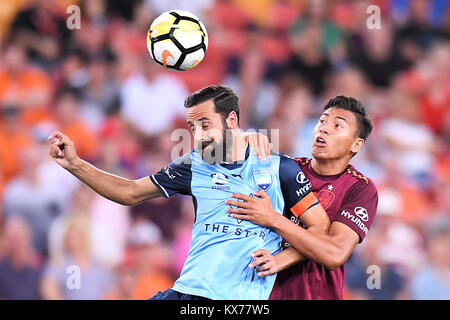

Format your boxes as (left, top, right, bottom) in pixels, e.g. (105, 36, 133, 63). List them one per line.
(315, 136, 327, 146)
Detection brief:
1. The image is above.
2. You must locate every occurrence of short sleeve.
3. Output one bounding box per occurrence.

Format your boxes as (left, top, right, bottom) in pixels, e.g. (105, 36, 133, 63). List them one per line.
(279, 155, 319, 217)
(333, 179, 378, 243)
(150, 153, 193, 198)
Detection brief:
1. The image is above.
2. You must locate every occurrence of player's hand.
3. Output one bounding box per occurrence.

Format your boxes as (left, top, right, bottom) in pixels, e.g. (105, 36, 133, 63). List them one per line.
(48, 130, 79, 169)
(249, 249, 280, 277)
(225, 191, 280, 227)
(244, 132, 271, 160)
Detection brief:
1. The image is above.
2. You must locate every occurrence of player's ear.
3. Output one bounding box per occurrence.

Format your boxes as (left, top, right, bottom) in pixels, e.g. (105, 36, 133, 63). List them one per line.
(350, 138, 364, 154)
(226, 111, 239, 129)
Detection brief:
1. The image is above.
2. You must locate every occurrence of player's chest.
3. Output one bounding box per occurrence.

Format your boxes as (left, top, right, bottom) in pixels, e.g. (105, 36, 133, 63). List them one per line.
(311, 181, 349, 220)
(191, 164, 280, 200)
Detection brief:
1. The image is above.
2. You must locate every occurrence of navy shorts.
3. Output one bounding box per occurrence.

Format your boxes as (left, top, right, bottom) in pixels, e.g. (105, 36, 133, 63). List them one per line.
(149, 288, 210, 300)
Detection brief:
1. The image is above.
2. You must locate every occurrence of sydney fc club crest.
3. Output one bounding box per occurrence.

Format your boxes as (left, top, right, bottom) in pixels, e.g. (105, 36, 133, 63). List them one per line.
(252, 169, 272, 191)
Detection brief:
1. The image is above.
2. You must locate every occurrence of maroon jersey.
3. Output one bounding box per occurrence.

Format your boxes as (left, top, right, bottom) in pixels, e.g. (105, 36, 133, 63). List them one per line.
(269, 157, 378, 300)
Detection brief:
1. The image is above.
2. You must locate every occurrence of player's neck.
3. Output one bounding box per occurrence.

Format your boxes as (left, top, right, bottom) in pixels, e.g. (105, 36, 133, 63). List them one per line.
(227, 131, 248, 163)
(310, 157, 349, 176)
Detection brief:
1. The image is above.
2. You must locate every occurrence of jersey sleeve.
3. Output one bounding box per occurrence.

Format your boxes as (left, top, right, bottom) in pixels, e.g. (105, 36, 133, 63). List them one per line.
(149, 153, 192, 198)
(279, 155, 319, 217)
(333, 179, 378, 243)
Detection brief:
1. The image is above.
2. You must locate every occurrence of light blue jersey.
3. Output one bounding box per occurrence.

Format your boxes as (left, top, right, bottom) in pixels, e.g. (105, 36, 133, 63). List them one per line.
(150, 148, 318, 299)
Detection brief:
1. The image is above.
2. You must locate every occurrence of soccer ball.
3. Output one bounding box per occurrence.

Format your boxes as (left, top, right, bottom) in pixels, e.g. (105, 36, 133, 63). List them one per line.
(147, 10, 208, 71)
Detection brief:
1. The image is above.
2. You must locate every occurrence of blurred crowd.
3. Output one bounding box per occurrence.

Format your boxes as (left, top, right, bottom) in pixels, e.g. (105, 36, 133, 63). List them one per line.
(0, 0, 449, 300)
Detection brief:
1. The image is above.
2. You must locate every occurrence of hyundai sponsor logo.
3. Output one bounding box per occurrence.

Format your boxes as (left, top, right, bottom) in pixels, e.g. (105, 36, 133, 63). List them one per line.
(340, 209, 369, 235)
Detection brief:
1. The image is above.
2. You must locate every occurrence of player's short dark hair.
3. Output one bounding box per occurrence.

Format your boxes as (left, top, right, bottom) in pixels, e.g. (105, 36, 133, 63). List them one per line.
(184, 85, 240, 126)
(323, 95, 373, 141)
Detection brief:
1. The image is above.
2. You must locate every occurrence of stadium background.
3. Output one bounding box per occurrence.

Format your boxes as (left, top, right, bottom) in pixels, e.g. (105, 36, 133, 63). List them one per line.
(0, 0, 449, 300)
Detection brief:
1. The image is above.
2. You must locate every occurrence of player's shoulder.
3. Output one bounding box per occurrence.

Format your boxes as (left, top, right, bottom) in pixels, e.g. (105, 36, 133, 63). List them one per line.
(271, 152, 299, 168)
(343, 165, 378, 200)
(293, 157, 311, 168)
(173, 150, 194, 165)
(167, 151, 196, 173)
(344, 164, 373, 186)
(271, 153, 305, 184)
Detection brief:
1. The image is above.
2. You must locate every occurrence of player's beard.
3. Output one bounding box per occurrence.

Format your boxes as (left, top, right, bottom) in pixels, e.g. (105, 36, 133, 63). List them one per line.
(199, 120, 232, 164)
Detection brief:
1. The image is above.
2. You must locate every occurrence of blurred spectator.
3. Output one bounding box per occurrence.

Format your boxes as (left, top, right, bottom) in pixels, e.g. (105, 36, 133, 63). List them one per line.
(49, 183, 129, 269)
(0, 0, 28, 41)
(273, 84, 313, 155)
(287, 19, 332, 95)
(290, 0, 345, 61)
(131, 195, 183, 242)
(416, 43, 450, 136)
(368, 188, 425, 278)
(345, 226, 409, 300)
(53, 88, 99, 161)
(106, 0, 144, 22)
(0, 43, 53, 125)
(0, 103, 31, 196)
(78, 57, 120, 130)
(41, 213, 113, 299)
(3, 136, 79, 257)
(119, 58, 188, 140)
(348, 21, 410, 87)
(103, 252, 138, 300)
(124, 220, 175, 299)
(395, 0, 449, 64)
(378, 90, 436, 185)
(0, 216, 42, 300)
(10, 0, 71, 67)
(376, 161, 433, 225)
(147, 0, 213, 20)
(68, 1, 115, 64)
(88, 192, 130, 269)
(81, 0, 108, 26)
(429, 176, 450, 220)
(287, 0, 345, 95)
(172, 197, 195, 274)
(98, 114, 142, 173)
(410, 227, 450, 300)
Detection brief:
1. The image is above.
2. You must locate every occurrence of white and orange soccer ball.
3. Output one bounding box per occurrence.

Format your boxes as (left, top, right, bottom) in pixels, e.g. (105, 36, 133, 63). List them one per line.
(147, 10, 208, 71)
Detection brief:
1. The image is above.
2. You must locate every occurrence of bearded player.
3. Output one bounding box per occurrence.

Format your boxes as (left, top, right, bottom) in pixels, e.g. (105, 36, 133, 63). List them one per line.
(48, 85, 331, 300)
(227, 95, 378, 299)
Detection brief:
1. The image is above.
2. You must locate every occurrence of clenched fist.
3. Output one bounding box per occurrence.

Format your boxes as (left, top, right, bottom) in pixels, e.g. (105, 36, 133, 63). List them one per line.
(48, 131, 79, 169)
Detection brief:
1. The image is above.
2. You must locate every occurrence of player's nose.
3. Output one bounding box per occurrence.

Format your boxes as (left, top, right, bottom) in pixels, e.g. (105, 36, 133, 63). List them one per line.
(319, 124, 329, 135)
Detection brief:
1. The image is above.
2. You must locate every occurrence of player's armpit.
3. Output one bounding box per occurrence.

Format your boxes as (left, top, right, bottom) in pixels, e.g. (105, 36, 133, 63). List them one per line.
(130, 177, 164, 205)
(299, 202, 331, 235)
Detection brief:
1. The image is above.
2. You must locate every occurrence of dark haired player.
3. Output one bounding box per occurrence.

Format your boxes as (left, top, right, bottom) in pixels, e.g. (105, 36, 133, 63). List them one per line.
(227, 95, 378, 299)
(48, 85, 330, 300)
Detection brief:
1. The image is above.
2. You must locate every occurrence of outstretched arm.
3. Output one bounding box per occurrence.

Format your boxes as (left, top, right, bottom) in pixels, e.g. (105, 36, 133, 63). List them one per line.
(48, 131, 162, 206)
